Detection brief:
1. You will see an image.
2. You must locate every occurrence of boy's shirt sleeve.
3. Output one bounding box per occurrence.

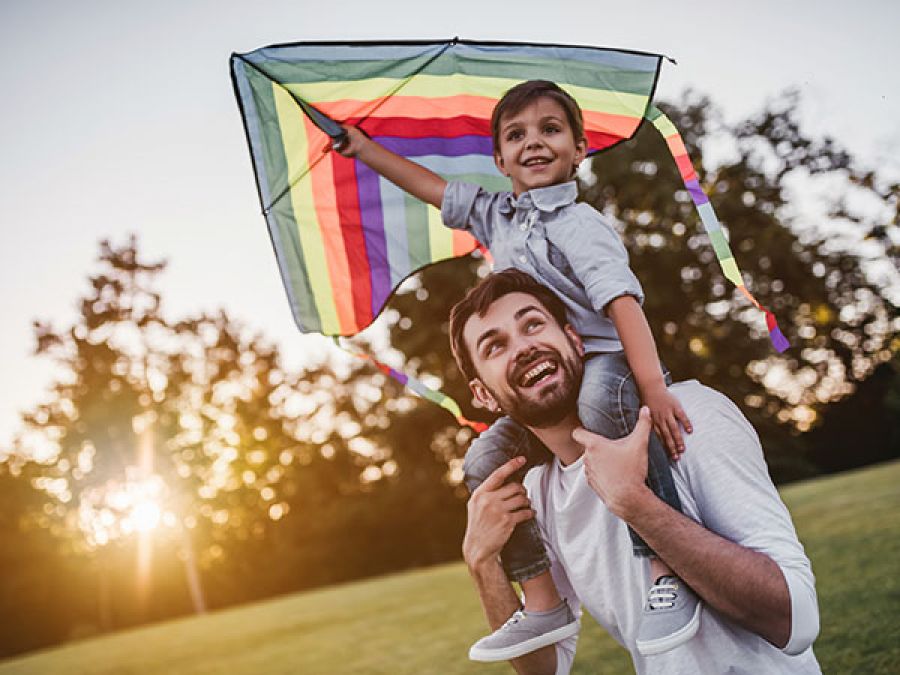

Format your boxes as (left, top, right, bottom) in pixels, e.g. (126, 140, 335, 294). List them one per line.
(545, 204, 644, 314)
(440, 181, 498, 248)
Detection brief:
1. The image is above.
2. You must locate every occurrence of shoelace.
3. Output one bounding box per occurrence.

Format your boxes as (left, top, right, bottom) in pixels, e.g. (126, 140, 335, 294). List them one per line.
(501, 610, 526, 629)
(647, 578, 679, 610)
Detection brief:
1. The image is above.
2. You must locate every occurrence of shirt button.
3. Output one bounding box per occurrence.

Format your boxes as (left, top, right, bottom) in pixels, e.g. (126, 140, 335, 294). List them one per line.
(518, 255, 527, 264)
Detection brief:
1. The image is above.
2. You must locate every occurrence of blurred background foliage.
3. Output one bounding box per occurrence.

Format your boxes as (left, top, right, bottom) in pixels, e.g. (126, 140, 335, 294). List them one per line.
(1, 91, 897, 658)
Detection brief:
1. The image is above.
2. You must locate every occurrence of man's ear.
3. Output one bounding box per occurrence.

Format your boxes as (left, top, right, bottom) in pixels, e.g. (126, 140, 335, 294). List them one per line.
(564, 324, 585, 357)
(494, 153, 509, 177)
(470, 378, 501, 413)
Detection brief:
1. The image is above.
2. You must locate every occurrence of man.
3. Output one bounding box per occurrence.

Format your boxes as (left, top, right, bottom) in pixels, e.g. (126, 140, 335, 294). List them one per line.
(449, 269, 820, 674)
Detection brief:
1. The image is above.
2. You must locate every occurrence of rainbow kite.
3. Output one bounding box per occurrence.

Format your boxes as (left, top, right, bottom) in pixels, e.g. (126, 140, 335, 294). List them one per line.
(229, 39, 789, 426)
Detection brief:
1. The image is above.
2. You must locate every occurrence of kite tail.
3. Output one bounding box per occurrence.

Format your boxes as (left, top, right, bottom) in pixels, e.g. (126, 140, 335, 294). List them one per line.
(646, 106, 790, 353)
(332, 338, 488, 433)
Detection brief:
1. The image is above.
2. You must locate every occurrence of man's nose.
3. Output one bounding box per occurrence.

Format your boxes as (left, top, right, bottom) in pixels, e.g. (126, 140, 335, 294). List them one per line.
(512, 336, 539, 362)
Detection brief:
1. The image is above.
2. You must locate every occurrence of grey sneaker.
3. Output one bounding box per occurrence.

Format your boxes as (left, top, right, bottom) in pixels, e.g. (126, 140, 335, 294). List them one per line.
(635, 575, 702, 656)
(469, 601, 579, 662)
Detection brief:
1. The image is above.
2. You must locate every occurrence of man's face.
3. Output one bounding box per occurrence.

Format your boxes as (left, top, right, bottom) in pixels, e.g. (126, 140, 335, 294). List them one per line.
(494, 96, 587, 196)
(463, 292, 584, 428)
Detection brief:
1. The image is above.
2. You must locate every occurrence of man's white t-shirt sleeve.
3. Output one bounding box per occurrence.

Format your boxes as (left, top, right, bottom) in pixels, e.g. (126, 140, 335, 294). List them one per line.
(671, 382, 820, 655)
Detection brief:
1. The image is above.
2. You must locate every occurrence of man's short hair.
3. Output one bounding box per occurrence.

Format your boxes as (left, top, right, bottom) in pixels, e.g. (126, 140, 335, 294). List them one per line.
(449, 269, 569, 382)
(490, 80, 586, 153)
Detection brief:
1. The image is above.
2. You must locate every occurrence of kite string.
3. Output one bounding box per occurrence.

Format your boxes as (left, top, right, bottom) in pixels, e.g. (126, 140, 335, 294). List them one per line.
(646, 106, 790, 353)
(331, 337, 488, 433)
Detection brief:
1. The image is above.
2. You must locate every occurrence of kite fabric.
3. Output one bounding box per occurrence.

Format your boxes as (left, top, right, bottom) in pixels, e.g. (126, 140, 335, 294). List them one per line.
(229, 38, 789, 428)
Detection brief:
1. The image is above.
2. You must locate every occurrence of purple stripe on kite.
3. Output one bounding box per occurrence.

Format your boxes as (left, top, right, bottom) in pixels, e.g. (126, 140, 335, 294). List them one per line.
(354, 162, 393, 315)
(684, 178, 710, 206)
(389, 368, 409, 385)
(377, 134, 494, 158)
(770, 326, 790, 353)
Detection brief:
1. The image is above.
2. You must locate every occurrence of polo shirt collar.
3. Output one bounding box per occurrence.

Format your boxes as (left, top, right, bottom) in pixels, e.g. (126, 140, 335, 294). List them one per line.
(498, 181, 578, 215)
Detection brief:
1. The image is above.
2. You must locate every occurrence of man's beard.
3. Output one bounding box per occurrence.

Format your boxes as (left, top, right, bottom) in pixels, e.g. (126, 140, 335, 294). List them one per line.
(486, 339, 583, 428)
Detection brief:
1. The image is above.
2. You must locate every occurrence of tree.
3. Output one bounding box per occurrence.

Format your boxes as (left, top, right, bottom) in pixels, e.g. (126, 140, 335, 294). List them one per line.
(5, 238, 313, 631)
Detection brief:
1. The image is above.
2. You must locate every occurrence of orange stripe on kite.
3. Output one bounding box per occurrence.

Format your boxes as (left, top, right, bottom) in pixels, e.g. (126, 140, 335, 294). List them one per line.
(304, 117, 357, 334)
(453, 229, 478, 256)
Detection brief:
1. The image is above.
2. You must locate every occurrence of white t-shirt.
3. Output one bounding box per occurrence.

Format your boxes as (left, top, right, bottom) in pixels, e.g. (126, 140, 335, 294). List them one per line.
(523, 381, 821, 675)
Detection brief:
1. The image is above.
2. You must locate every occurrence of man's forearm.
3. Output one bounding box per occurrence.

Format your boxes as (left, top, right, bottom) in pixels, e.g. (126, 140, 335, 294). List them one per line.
(469, 559, 558, 675)
(622, 490, 792, 647)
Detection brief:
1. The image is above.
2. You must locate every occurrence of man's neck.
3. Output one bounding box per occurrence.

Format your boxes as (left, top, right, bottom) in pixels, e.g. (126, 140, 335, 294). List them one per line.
(526, 412, 584, 466)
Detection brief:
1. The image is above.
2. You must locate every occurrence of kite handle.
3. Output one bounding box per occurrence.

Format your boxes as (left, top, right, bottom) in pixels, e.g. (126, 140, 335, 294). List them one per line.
(331, 129, 349, 153)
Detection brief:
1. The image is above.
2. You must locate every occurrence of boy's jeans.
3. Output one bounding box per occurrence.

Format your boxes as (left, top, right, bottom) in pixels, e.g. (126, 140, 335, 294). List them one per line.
(463, 350, 682, 583)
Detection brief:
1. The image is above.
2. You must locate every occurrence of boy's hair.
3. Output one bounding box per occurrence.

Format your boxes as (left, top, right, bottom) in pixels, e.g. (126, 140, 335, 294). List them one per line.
(449, 269, 569, 382)
(490, 80, 586, 152)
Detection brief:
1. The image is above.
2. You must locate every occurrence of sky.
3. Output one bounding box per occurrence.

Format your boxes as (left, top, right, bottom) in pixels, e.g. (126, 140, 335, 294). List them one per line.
(1, 0, 897, 448)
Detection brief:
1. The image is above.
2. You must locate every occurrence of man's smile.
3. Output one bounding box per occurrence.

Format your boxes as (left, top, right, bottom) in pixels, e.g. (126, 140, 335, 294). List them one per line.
(511, 352, 562, 390)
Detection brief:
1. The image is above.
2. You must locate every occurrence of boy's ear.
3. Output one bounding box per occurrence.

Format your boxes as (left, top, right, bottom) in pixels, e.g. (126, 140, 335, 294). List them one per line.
(573, 136, 588, 170)
(564, 324, 585, 357)
(494, 153, 510, 177)
(470, 378, 501, 412)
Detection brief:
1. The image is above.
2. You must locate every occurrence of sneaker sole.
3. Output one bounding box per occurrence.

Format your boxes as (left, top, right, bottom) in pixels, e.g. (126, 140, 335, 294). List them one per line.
(468, 620, 581, 662)
(635, 602, 702, 656)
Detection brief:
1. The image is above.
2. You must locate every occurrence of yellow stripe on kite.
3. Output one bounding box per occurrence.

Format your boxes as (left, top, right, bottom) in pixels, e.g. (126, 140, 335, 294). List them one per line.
(426, 203, 453, 261)
(285, 73, 650, 120)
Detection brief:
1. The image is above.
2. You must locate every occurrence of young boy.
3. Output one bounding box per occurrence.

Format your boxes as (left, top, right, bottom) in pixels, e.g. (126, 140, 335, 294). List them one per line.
(335, 80, 699, 661)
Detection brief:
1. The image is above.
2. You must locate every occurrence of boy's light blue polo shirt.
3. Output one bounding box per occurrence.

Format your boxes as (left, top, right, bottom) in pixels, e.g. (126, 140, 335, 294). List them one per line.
(441, 180, 644, 355)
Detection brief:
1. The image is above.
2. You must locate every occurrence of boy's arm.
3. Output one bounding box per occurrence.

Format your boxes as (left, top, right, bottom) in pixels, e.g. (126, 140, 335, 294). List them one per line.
(334, 126, 446, 208)
(606, 295, 692, 454)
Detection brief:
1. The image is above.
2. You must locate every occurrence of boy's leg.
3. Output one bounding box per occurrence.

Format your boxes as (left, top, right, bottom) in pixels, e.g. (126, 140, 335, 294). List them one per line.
(463, 416, 552, 583)
(576, 352, 682, 555)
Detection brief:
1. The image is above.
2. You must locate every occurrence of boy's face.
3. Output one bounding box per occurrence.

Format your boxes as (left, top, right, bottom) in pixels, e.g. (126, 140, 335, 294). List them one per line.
(494, 97, 587, 196)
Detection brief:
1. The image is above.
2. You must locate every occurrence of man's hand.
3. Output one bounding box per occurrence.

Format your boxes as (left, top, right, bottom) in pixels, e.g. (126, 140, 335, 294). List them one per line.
(642, 384, 693, 458)
(462, 456, 535, 570)
(573, 407, 654, 519)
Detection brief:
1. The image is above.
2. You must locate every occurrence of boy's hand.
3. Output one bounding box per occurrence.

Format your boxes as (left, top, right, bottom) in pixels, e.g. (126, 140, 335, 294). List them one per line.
(642, 384, 692, 458)
(332, 125, 368, 158)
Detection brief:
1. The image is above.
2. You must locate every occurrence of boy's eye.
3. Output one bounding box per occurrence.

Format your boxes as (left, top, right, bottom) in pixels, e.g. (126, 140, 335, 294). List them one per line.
(543, 124, 561, 134)
(505, 129, 524, 141)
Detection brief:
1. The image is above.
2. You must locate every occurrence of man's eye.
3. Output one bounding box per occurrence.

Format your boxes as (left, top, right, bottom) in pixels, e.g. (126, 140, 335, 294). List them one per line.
(484, 341, 503, 357)
(525, 319, 544, 332)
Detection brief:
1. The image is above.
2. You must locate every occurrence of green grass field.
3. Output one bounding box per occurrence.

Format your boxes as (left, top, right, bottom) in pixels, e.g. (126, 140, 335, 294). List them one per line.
(2, 461, 899, 674)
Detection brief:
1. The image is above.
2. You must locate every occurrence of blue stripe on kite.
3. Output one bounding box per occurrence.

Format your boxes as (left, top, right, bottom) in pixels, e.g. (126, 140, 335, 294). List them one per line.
(247, 42, 660, 74)
(251, 43, 443, 64)
(378, 135, 494, 157)
(377, 180, 412, 288)
(416, 154, 499, 176)
(454, 42, 660, 72)
(233, 60, 275, 208)
(696, 202, 721, 232)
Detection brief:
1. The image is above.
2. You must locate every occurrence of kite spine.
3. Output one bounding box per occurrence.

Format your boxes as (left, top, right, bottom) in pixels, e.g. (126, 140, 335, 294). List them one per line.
(647, 106, 790, 353)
